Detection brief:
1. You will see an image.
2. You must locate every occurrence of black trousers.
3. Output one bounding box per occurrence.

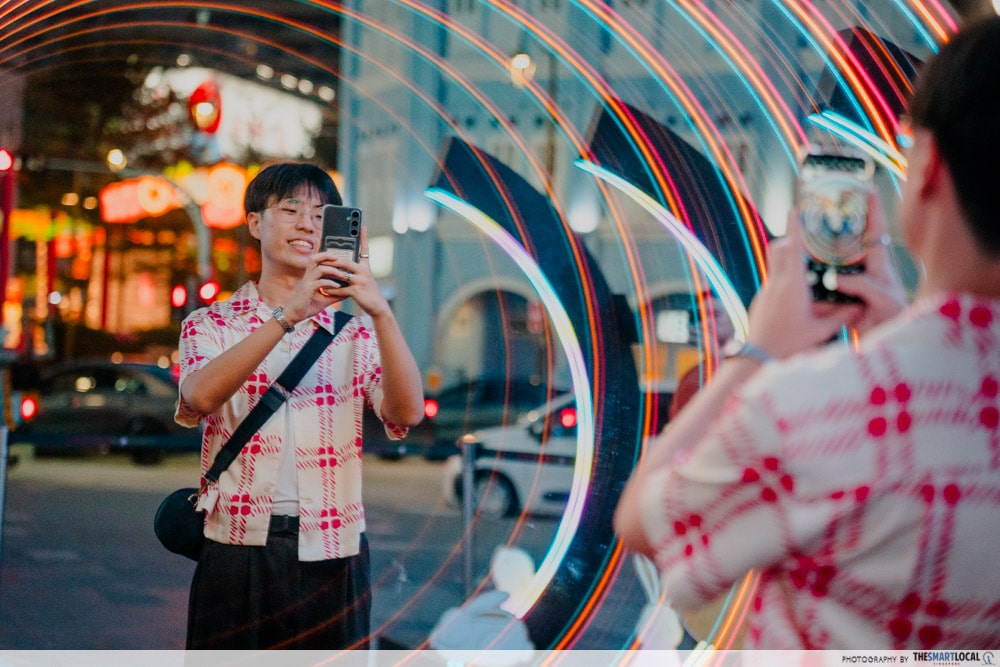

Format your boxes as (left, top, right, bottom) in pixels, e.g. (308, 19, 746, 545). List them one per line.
(186, 528, 371, 649)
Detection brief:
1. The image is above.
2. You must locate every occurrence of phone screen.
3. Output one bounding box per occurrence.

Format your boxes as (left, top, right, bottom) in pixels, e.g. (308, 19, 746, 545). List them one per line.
(798, 152, 872, 268)
(796, 150, 874, 303)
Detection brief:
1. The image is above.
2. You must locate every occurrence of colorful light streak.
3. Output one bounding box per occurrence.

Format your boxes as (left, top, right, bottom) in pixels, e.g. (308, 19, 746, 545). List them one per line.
(576, 160, 749, 343)
(425, 186, 596, 621)
(774, 0, 917, 151)
(668, 0, 809, 155)
(808, 109, 907, 179)
(0, 0, 963, 652)
(558, 0, 770, 281)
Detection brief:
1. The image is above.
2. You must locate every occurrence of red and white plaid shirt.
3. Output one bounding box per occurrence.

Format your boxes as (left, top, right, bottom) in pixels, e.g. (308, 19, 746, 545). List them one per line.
(640, 291, 1000, 648)
(175, 281, 407, 561)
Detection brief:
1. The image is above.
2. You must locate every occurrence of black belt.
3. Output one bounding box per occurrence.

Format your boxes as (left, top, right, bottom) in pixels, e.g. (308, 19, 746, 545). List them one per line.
(269, 514, 300, 534)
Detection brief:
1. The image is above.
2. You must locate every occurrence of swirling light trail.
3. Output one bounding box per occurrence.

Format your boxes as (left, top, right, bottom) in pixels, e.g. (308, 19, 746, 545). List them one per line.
(0, 0, 960, 652)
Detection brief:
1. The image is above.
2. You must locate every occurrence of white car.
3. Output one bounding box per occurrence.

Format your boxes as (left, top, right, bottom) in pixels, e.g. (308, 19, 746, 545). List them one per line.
(442, 393, 579, 518)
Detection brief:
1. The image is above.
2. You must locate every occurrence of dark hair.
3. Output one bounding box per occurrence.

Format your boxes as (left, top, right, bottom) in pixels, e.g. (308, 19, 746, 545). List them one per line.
(908, 16, 1000, 256)
(243, 162, 342, 214)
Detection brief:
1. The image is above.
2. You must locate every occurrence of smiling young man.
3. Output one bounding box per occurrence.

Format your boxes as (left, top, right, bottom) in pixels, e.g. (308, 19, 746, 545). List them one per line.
(175, 162, 424, 649)
(616, 17, 1000, 649)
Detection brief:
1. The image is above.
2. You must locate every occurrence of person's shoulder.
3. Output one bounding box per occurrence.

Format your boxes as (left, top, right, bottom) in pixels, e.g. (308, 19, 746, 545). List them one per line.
(742, 293, 993, 404)
(741, 338, 871, 410)
(866, 291, 1000, 350)
(183, 282, 256, 330)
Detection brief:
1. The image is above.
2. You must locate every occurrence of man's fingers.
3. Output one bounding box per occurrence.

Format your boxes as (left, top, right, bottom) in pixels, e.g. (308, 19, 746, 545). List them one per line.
(862, 192, 896, 268)
(766, 236, 801, 278)
(358, 226, 370, 259)
(764, 208, 810, 279)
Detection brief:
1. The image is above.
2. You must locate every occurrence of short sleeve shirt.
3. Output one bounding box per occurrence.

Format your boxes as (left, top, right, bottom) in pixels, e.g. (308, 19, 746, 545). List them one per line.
(175, 281, 407, 561)
(639, 292, 1000, 649)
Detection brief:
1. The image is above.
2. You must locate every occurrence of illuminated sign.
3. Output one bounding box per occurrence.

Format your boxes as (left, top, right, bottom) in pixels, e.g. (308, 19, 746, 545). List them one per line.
(201, 163, 246, 229)
(99, 165, 247, 228)
(148, 66, 322, 163)
(100, 177, 181, 224)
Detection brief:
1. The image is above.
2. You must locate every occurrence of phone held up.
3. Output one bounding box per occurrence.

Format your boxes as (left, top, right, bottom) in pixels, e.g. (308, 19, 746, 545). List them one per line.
(796, 147, 875, 304)
(321, 204, 362, 287)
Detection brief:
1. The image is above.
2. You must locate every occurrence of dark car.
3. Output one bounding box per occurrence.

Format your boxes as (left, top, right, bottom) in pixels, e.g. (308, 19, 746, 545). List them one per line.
(364, 378, 565, 460)
(11, 359, 201, 465)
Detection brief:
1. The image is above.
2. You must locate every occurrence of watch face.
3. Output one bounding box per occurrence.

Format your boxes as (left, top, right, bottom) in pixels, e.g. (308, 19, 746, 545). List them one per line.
(798, 173, 868, 267)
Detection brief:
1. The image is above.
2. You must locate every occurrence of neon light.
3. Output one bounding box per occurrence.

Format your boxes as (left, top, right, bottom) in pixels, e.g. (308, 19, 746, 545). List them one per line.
(576, 160, 749, 342)
(670, 0, 808, 153)
(779, 0, 895, 149)
(807, 111, 907, 179)
(425, 187, 595, 620)
(566, 0, 769, 278)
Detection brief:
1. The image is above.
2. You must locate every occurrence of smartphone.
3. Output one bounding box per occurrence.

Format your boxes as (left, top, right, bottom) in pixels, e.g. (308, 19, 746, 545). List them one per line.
(321, 204, 362, 287)
(796, 147, 875, 303)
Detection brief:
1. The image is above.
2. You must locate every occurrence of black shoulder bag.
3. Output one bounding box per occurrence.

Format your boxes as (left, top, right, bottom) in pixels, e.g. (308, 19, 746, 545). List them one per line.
(154, 311, 351, 561)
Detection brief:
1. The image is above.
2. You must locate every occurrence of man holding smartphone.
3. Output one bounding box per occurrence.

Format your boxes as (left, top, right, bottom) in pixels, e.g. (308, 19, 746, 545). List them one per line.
(175, 162, 424, 649)
(616, 16, 1000, 649)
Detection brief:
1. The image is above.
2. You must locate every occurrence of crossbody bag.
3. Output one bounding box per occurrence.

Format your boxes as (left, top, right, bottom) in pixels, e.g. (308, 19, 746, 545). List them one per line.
(153, 311, 351, 560)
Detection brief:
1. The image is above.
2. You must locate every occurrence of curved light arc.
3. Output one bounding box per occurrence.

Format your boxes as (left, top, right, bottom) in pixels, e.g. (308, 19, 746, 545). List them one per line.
(425, 187, 596, 620)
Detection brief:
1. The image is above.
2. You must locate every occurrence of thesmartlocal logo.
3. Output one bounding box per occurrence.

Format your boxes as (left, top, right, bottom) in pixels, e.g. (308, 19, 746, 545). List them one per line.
(912, 652, 991, 666)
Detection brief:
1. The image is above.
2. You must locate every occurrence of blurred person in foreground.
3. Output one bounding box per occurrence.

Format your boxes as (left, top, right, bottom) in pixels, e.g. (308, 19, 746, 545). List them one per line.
(175, 162, 424, 649)
(615, 16, 1000, 649)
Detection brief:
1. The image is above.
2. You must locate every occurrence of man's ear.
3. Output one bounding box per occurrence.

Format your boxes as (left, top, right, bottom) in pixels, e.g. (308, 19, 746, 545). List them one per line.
(915, 131, 946, 200)
(246, 211, 262, 240)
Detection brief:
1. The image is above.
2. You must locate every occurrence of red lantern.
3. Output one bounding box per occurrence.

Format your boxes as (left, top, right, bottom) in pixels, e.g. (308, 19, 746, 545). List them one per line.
(188, 79, 222, 134)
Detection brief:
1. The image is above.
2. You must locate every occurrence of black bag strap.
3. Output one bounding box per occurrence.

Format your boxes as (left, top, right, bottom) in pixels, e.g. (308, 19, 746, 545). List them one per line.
(204, 310, 352, 484)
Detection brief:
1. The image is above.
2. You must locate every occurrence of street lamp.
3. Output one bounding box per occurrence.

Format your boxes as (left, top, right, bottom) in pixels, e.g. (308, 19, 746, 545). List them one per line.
(509, 52, 535, 88)
(106, 148, 127, 173)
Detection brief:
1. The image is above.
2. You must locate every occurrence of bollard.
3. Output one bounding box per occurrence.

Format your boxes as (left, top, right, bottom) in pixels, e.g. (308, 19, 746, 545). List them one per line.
(0, 425, 8, 563)
(458, 434, 479, 598)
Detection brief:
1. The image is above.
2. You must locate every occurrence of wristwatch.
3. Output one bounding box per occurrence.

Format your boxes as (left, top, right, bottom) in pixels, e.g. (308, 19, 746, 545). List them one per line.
(723, 341, 772, 365)
(272, 306, 295, 334)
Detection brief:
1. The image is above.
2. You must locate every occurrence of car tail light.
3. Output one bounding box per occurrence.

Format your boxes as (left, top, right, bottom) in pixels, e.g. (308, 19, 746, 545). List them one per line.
(20, 395, 38, 421)
(559, 406, 577, 429)
(170, 284, 188, 309)
(424, 398, 439, 419)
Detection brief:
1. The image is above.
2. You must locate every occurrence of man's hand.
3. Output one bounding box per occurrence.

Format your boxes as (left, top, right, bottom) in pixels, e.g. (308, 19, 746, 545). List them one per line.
(746, 210, 863, 360)
(834, 193, 908, 335)
(312, 227, 390, 319)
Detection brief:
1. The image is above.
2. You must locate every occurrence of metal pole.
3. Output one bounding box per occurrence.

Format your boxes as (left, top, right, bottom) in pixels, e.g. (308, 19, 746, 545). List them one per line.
(460, 436, 478, 597)
(0, 425, 9, 564)
(0, 170, 14, 307)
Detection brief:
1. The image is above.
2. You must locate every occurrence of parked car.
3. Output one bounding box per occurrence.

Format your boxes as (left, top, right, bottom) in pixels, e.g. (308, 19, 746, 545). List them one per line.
(443, 390, 673, 518)
(10, 359, 201, 465)
(364, 377, 565, 460)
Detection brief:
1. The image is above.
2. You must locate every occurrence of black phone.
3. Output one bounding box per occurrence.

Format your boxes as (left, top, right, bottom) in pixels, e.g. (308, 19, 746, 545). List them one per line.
(321, 204, 362, 287)
(796, 148, 875, 303)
